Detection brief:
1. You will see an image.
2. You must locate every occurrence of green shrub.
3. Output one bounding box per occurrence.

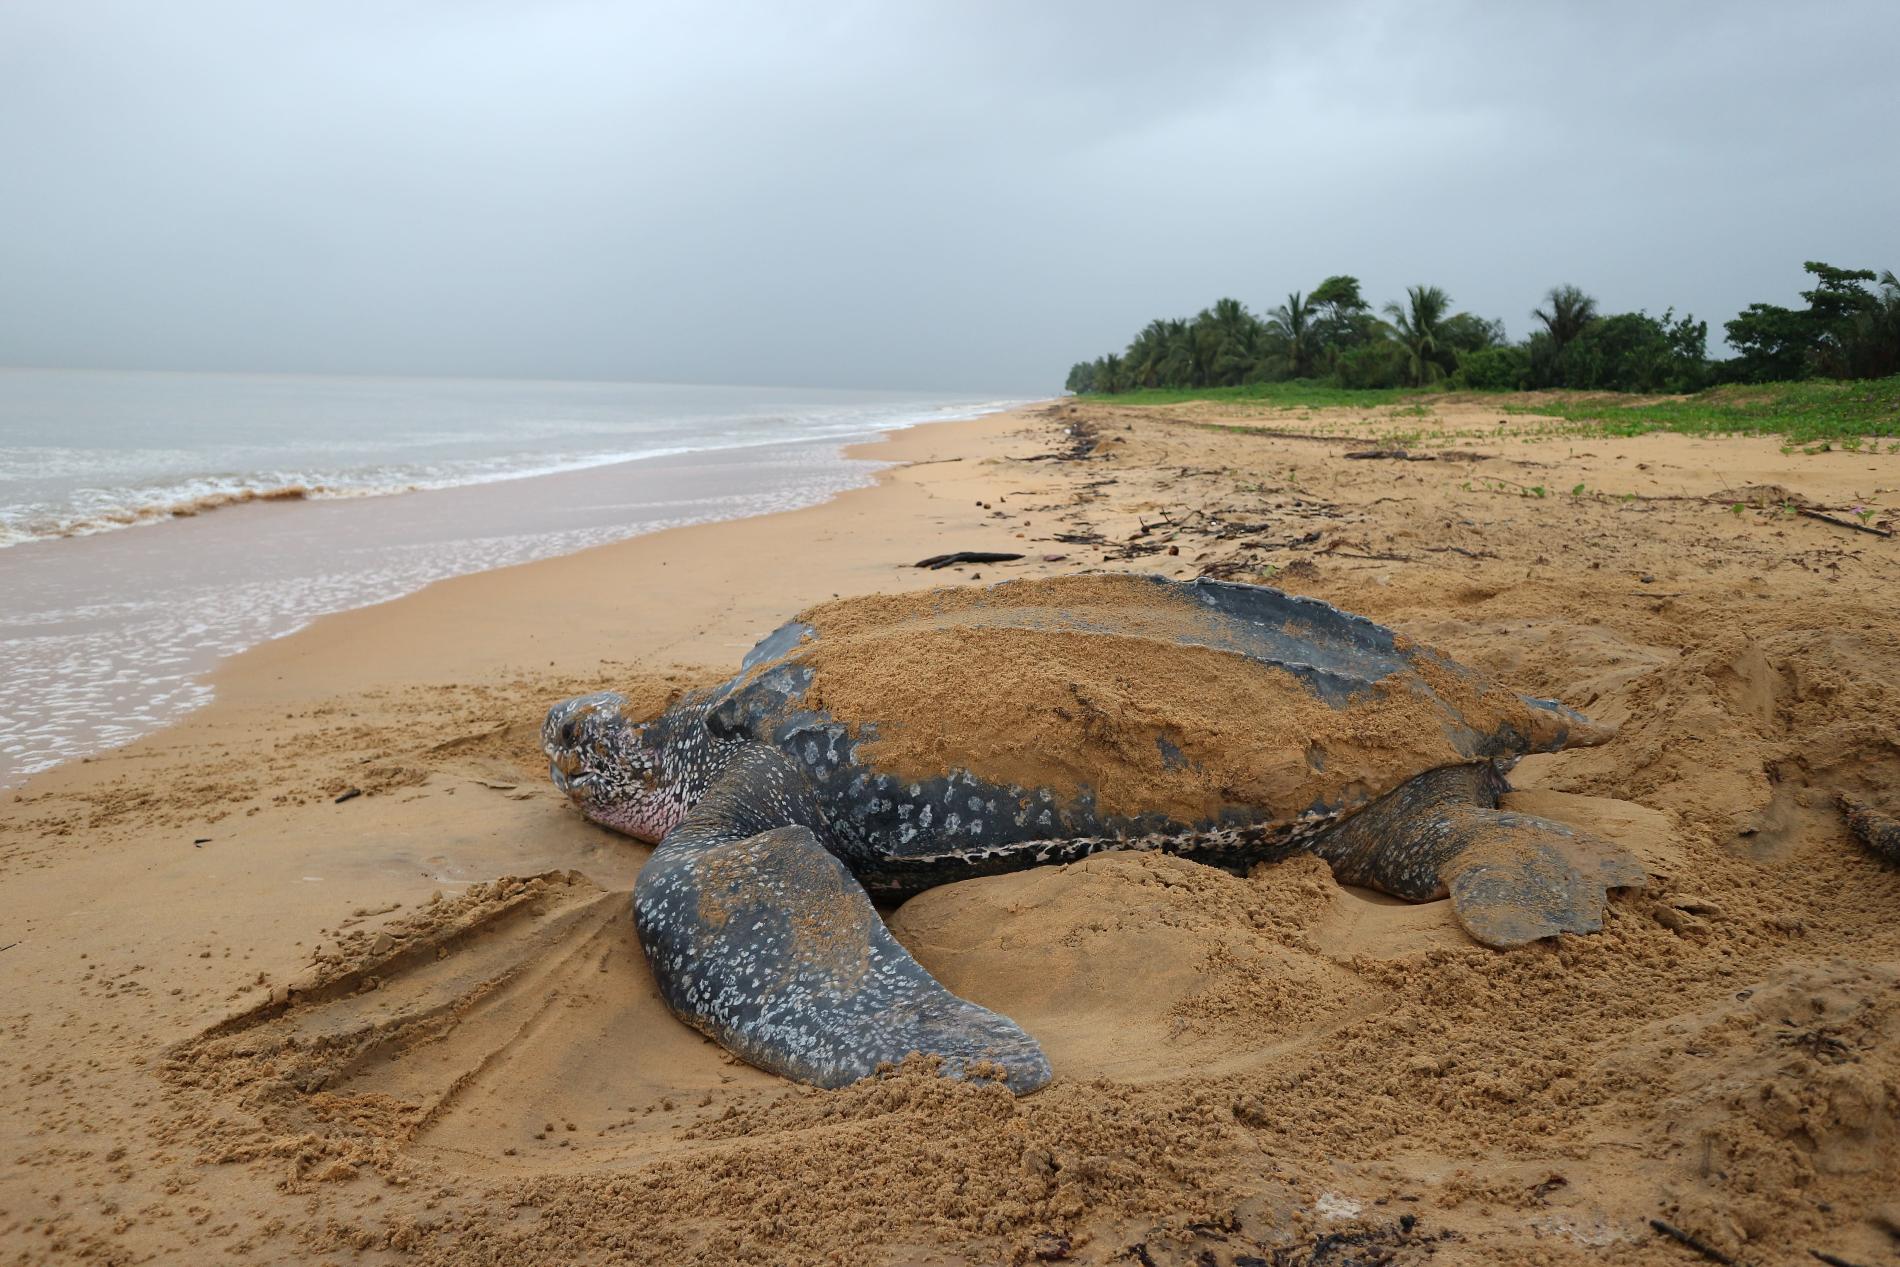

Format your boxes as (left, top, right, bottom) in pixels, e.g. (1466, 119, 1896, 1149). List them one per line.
(1558, 310, 1708, 393)
(1452, 345, 1531, 390)
(1333, 340, 1410, 389)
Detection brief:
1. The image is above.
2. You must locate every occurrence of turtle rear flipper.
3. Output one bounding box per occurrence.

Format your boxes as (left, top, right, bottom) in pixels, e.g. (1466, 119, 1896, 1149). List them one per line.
(634, 750, 1052, 1094)
(1312, 764, 1647, 949)
(1440, 809, 1648, 948)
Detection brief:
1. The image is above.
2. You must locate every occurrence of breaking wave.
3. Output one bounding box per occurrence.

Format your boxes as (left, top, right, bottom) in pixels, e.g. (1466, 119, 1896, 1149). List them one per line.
(0, 445, 697, 547)
(2, 481, 324, 545)
(0, 379, 1031, 550)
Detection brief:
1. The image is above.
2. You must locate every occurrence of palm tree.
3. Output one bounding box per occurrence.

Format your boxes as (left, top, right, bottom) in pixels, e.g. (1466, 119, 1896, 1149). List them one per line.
(1533, 285, 1599, 350)
(1384, 285, 1453, 386)
(1203, 297, 1264, 385)
(1158, 318, 1193, 387)
(1125, 319, 1171, 389)
(1267, 291, 1318, 379)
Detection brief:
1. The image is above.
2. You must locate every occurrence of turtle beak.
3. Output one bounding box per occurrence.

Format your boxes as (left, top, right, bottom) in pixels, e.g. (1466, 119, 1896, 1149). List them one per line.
(544, 692, 625, 799)
(548, 750, 592, 796)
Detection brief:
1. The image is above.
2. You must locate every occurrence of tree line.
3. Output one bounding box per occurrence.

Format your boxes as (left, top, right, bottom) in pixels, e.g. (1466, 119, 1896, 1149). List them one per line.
(1064, 262, 1900, 395)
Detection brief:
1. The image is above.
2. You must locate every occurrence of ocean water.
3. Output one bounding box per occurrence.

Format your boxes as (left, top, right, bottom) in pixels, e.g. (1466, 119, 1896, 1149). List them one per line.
(0, 370, 1020, 546)
(0, 370, 1025, 785)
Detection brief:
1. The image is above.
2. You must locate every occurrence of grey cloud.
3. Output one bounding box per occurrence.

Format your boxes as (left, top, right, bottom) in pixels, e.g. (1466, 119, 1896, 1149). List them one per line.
(1, 0, 1895, 392)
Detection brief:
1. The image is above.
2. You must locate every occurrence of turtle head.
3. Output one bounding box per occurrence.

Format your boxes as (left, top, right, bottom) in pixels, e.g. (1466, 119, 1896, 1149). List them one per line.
(543, 691, 688, 842)
(1518, 695, 1618, 753)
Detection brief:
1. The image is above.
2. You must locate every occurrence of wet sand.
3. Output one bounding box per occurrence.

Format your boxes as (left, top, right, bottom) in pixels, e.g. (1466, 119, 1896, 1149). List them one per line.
(2, 399, 1897, 1265)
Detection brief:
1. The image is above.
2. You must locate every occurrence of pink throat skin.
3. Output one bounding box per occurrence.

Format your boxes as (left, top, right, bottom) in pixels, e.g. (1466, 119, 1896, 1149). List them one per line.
(579, 788, 688, 844)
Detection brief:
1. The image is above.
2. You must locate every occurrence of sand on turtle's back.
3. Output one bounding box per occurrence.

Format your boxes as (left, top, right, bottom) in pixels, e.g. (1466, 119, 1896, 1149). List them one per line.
(777, 574, 1567, 824)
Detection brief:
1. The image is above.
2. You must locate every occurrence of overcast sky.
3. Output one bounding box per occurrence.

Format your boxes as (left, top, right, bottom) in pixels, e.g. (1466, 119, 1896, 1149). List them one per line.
(1, 1, 1895, 393)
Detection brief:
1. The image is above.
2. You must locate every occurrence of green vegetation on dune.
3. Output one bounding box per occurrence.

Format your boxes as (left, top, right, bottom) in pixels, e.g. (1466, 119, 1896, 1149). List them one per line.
(1065, 262, 1900, 414)
(1502, 375, 1900, 444)
(1082, 375, 1900, 443)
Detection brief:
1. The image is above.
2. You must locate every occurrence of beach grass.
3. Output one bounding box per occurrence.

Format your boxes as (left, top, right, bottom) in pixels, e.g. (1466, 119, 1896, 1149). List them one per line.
(1496, 375, 1900, 445)
(1082, 374, 1900, 444)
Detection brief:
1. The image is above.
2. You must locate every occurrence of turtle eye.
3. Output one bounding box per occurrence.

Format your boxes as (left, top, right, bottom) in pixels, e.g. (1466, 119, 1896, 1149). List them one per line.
(558, 719, 580, 748)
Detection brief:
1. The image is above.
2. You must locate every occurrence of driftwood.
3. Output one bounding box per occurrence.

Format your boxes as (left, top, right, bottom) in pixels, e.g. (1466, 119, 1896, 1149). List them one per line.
(1809, 1249, 1873, 1267)
(1323, 549, 1415, 563)
(1798, 507, 1894, 538)
(1345, 449, 1437, 461)
(914, 551, 1024, 570)
(1015, 424, 1102, 463)
(1648, 1218, 1736, 1264)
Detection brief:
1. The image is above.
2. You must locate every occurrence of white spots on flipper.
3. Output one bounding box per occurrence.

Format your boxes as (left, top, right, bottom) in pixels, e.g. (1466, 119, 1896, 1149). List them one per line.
(635, 745, 1051, 1091)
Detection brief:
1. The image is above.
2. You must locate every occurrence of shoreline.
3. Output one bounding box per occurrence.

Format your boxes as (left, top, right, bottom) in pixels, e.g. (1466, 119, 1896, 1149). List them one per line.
(2, 403, 1056, 807)
(0, 402, 1038, 787)
(194, 403, 1058, 728)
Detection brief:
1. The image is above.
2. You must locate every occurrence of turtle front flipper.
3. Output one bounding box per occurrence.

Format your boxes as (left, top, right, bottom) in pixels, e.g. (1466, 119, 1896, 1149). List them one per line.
(1313, 763, 1648, 949)
(634, 750, 1052, 1094)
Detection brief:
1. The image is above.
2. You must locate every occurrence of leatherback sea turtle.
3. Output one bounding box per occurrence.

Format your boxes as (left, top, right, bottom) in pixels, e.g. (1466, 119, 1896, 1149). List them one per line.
(543, 574, 1645, 1094)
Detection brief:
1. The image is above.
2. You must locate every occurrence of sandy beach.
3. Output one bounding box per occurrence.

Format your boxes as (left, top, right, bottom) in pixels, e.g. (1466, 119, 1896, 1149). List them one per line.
(3, 399, 1897, 1266)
